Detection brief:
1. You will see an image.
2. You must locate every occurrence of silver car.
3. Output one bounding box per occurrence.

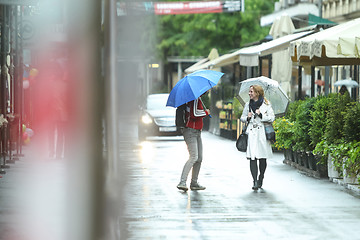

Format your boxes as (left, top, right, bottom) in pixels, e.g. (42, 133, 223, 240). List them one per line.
(138, 93, 182, 140)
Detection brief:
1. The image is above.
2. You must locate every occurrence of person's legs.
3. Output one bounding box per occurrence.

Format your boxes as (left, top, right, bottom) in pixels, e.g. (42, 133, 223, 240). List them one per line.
(258, 158, 267, 188)
(250, 159, 259, 190)
(191, 131, 202, 184)
(190, 131, 205, 190)
(178, 128, 198, 189)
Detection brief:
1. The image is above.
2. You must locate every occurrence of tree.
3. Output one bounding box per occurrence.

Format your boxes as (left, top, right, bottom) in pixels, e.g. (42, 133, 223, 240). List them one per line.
(154, 0, 275, 60)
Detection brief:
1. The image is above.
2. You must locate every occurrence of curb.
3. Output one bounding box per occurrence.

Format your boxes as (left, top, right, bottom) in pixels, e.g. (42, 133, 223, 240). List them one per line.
(284, 159, 360, 196)
(283, 159, 323, 179)
(331, 177, 360, 196)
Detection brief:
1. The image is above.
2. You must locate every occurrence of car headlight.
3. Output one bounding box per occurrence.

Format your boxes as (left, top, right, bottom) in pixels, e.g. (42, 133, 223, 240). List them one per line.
(141, 113, 153, 124)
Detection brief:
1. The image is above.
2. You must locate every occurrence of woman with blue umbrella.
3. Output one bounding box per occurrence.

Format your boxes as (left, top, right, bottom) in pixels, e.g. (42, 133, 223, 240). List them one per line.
(166, 70, 224, 191)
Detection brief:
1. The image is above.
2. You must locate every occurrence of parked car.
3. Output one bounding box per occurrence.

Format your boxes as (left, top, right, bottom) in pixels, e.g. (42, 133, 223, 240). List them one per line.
(138, 93, 182, 140)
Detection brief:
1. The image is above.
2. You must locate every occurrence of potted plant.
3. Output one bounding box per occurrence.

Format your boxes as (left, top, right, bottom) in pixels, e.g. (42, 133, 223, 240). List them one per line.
(323, 93, 351, 178)
(324, 93, 351, 144)
(342, 102, 360, 184)
(343, 102, 360, 142)
(273, 117, 295, 162)
(232, 97, 243, 119)
(309, 95, 334, 172)
(285, 99, 301, 122)
(341, 141, 360, 184)
(281, 100, 302, 162)
(293, 97, 317, 168)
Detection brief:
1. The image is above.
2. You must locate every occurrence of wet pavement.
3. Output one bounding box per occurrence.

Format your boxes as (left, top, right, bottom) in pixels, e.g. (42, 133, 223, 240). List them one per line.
(123, 132, 360, 239)
(1, 131, 360, 240)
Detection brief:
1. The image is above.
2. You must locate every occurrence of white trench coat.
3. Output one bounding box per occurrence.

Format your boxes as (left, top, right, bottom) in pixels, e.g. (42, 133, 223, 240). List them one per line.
(240, 100, 275, 160)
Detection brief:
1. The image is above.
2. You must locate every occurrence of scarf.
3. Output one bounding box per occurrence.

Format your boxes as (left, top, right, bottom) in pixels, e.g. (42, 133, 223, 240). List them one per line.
(249, 96, 264, 113)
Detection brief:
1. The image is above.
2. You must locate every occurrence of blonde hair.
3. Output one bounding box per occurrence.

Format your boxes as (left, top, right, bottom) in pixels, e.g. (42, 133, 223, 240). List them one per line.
(250, 85, 269, 104)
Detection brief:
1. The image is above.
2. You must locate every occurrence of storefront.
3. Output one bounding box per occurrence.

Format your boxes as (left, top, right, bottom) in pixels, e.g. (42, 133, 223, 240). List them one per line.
(290, 17, 360, 99)
(184, 28, 316, 139)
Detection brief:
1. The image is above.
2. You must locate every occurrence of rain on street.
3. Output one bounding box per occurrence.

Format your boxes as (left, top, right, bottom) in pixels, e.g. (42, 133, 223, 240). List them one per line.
(121, 131, 360, 240)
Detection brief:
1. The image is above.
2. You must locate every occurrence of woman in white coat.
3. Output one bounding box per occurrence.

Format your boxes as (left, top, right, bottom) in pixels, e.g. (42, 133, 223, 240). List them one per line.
(240, 85, 275, 190)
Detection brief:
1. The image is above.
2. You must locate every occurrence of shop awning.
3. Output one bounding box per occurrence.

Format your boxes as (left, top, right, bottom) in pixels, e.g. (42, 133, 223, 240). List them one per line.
(290, 17, 360, 65)
(308, 14, 336, 26)
(184, 58, 209, 73)
(184, 48, 220, 73)
(238, 30, 314, 66)
(184, 51, 240, 73)
(185, 30, 315, 71)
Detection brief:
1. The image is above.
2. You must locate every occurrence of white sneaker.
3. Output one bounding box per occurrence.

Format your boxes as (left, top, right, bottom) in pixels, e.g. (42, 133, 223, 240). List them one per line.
(177, 182, 188, 191)
(190, 182, 206, 190)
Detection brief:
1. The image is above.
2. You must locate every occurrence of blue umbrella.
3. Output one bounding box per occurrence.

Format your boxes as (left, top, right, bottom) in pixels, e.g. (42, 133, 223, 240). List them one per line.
(166, 70, 224, 108)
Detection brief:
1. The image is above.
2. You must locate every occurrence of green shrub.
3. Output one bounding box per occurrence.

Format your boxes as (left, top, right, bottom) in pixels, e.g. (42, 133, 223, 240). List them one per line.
(233, 97, 243, 119)
(324, 93, 351, 144)
(343, 102, 360, 142)
(285, 100, 301, 122)
(293, 97, 317, 151)
(309, 95, 334, 147)
(345, 141, 360, 180)
(313, 140, 331, 163)
(273, 117, 295, 150)
(314, 139, 360, 180)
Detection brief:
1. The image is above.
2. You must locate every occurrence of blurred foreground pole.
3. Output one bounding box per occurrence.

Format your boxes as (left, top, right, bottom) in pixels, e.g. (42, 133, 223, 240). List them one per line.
(103, 0, 127, 239)
(104, 0, 119, 187)
(66, 0, 104, 239)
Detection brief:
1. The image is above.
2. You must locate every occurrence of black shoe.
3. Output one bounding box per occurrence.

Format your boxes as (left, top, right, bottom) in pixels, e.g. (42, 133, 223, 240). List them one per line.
(252, 181, 259, 190)
(258, 175, 264, 188)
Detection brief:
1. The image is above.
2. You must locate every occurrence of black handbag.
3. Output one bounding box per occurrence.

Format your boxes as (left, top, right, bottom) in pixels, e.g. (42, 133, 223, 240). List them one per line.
(236, 123, 248, 152)
(264, 124, 275, 142)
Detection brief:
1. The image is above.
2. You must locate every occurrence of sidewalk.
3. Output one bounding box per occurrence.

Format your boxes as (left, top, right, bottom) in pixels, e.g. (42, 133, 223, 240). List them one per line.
(331, 177, 360, 195)
(124, 132, 360, 239)
(0, 146, 68, 240)
(1, 132, 360, 240)
(283, 155, 360, 197)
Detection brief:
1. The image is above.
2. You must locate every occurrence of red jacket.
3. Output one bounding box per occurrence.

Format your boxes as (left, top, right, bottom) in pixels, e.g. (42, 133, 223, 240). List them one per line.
(186, 98, 208, 130)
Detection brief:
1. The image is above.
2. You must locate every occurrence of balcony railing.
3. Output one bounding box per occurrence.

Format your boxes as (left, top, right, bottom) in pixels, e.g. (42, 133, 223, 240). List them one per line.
(322, 0, 360, 21)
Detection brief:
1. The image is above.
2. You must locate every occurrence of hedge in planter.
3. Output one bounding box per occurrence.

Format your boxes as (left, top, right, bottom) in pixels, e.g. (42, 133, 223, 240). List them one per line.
(343, 102, 360, 142)
(342, 141, 360, 183)
(293, 97, 317, 152)
(285, 99, 301, 122)
(324, 93, 351, 144)
(273, 117, 295, 150)
(310, 95, 337, 148)
(343, 102, 360, 183)
(313, 95, 358, 181)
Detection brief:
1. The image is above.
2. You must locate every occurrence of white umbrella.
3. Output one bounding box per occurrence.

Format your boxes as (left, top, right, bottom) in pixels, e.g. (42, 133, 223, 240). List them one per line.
(269, 14, 295, 39)
(238, 76, 290, 117)
(269, 14, 295, 96)
(334, 78, 359, 87)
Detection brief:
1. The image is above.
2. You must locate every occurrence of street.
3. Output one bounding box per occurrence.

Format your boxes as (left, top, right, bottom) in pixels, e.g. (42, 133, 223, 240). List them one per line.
(123, 132, 360, 240)
(1, 130, 360, 240)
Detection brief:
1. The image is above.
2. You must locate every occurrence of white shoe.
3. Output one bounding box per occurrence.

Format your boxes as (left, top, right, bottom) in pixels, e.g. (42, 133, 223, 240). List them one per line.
(177, 182, 188, 191)
(190, 182, 206, 190)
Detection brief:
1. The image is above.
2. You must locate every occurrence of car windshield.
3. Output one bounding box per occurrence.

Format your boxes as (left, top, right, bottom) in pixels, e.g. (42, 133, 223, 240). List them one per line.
(147, 94, 169, 110)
